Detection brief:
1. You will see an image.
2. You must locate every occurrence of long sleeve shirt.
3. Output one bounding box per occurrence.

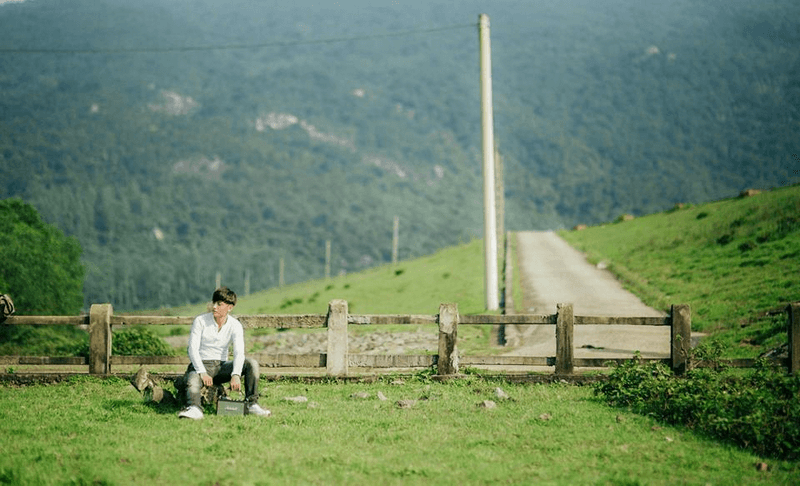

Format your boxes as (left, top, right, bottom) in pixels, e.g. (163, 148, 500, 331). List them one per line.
(186, 312, 245, 376)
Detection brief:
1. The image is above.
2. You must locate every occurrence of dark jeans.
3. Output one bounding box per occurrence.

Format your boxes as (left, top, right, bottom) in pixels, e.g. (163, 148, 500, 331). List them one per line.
(183, 358, 260, 408)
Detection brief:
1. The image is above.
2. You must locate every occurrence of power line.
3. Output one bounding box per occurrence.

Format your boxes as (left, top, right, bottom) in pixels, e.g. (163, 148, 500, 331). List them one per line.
(0, 22, 477, 55)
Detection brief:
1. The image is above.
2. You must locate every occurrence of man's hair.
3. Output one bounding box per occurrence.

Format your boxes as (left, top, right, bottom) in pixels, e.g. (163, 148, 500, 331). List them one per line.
(212, 287, 237, 306)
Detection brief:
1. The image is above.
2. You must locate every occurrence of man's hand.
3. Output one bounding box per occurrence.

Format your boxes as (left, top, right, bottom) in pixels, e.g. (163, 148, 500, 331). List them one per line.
(231, 374, 241, 392)
(200, 372, 213, 387)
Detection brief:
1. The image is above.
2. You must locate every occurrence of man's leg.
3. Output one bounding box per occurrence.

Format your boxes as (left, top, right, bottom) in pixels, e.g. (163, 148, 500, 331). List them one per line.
(184, 361, 222, 408)
(183, 365, 203, 408)
(242, 358, 261, 404)
(178, 364, 206, 419)
(216, 359, 258, 400)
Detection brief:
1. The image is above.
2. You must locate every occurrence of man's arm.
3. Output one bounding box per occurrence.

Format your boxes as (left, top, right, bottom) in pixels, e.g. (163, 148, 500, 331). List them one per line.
(187, 316, 207, 374)
(229, 319, 246, 391)
(231, 319, 245, 377)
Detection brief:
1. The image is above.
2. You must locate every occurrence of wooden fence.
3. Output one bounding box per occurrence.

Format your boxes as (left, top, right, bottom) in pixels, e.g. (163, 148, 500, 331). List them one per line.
(2, 301, 798, 377)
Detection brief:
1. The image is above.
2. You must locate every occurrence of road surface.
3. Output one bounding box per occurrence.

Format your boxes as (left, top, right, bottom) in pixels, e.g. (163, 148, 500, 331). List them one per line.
(504, 231, 670, 362)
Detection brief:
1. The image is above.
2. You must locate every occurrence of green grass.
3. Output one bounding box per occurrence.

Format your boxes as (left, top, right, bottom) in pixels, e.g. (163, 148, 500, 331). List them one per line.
(1, 375, 798, 485)
(559, 185, 800, 358)
(167, 238, 488, 317)
(145, 238, 501, 357)
(4, 188, 800, 484)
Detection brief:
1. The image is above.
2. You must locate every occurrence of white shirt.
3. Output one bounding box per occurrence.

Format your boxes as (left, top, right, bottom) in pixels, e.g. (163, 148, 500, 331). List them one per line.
(187, 312, 245, 376)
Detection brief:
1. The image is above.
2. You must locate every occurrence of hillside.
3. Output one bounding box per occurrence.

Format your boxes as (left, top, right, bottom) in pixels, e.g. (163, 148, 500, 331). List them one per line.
(0, 0, 798, 311)
(559, 184, 800, 358)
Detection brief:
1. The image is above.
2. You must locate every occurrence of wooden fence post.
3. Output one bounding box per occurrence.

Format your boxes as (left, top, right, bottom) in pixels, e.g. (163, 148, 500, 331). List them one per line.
(789, 303, 800, 375)
(437, 303, 459, 375)
(89, 303, 113, 375)
(555, 303, 574, 375)
(670, 304, 691, 375)
(326, 299, 348, 376)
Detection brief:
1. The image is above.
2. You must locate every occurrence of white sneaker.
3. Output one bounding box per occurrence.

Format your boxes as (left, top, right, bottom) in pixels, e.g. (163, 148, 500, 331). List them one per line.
(178, 405, 204, 420)
(247, 403, 271, 417)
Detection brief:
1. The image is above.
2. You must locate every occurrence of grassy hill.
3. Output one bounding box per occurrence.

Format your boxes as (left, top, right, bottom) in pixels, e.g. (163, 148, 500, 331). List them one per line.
(165, 237, 489, 318)
(559, 184, 800, 359)
(159, 184, 798, 360)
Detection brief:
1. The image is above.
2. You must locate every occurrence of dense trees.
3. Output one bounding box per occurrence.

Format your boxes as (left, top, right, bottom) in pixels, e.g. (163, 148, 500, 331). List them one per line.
(0, 0, 797, 310)
(0, 199, 84, 315)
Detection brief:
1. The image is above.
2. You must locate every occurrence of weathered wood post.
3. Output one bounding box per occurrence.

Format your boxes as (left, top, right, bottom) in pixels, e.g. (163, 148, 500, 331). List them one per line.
(670, 304, 691, 375)
(326, 299, 348, 376)
(555, 303, 574, 375)
(788, 303, 800, 375)
(437, 303, 459, 375)
(89, 303, 113, 375)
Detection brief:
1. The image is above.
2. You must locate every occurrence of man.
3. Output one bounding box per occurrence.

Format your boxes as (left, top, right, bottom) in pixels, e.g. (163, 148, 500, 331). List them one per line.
(178, 287, 270, 419)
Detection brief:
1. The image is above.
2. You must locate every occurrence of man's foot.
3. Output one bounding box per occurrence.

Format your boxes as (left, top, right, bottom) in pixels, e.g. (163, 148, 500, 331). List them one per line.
(178, 405, 203, 420)
(247, 403, 271, 417)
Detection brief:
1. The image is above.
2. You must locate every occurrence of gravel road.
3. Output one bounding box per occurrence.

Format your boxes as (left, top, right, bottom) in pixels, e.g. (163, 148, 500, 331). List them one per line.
(504, 231, 671, 362)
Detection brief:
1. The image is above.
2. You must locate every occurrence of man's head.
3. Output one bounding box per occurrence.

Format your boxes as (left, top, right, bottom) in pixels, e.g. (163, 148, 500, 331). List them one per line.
(212, 287, 237, 306)
(211, 287, 237, 322)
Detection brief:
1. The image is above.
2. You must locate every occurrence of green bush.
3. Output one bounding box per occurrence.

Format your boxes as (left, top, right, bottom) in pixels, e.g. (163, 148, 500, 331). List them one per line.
(0, 325, 87, 357)
(112, 326, 174, 356)
(0, 325, 174, 358)
(594, 357, 800, 460)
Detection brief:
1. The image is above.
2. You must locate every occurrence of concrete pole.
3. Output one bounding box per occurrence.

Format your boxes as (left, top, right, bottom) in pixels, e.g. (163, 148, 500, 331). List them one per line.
(479, 13, 499, 311)
(279, 258, 285, 287)
(392, 216, 400, 265)
(325, 240, 331, 280)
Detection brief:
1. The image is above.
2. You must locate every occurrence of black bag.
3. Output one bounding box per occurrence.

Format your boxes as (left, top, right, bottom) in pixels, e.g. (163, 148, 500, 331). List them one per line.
(1, 294, 15, 323)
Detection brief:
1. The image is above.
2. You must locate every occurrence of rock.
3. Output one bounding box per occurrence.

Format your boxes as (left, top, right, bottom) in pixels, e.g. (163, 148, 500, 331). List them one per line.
(390, 379, 405, 386)
(478, 400, 497, 409)
(284, 396, 308, 403)
(396, 399, 416, 409)
(131, 367, 154, 392)
(200, 384, 227, 405)
(739, 189, 761, 198)
(494, 387, 510, 400)
(538, 413, 552, 421)
(146, 386, 176, 405)
(377, 391, 388, 401)
(350, 391, 371, 400)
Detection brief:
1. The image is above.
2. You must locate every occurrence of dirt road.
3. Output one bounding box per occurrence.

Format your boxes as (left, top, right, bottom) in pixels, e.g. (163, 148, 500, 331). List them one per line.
(504, 231, 670, 362)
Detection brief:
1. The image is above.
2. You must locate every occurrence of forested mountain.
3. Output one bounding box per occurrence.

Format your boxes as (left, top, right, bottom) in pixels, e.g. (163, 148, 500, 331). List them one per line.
(1, 0, 798, 311)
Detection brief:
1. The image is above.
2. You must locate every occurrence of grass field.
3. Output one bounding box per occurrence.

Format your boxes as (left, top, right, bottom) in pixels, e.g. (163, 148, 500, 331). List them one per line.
(1, 375, 798, 485)
(3, 186, 799, 484)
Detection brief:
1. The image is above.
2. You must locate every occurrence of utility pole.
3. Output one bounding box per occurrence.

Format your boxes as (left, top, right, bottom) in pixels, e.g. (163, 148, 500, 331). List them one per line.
(479, 13, 499, 311)
(391, 216, 400, 266)
(325, 240, 331, 279)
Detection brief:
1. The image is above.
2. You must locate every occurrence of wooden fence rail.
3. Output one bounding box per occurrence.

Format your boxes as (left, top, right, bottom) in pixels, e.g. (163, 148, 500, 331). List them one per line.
(3, 302, 799, 377)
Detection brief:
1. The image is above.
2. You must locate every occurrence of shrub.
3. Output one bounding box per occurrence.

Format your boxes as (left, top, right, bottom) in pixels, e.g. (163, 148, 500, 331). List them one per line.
(112, 326, 174, 356)
(594, 357, 800, 460)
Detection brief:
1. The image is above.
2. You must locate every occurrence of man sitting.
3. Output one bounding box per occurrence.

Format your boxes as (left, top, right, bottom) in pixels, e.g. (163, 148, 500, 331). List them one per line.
(178, 287, 270, 419)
